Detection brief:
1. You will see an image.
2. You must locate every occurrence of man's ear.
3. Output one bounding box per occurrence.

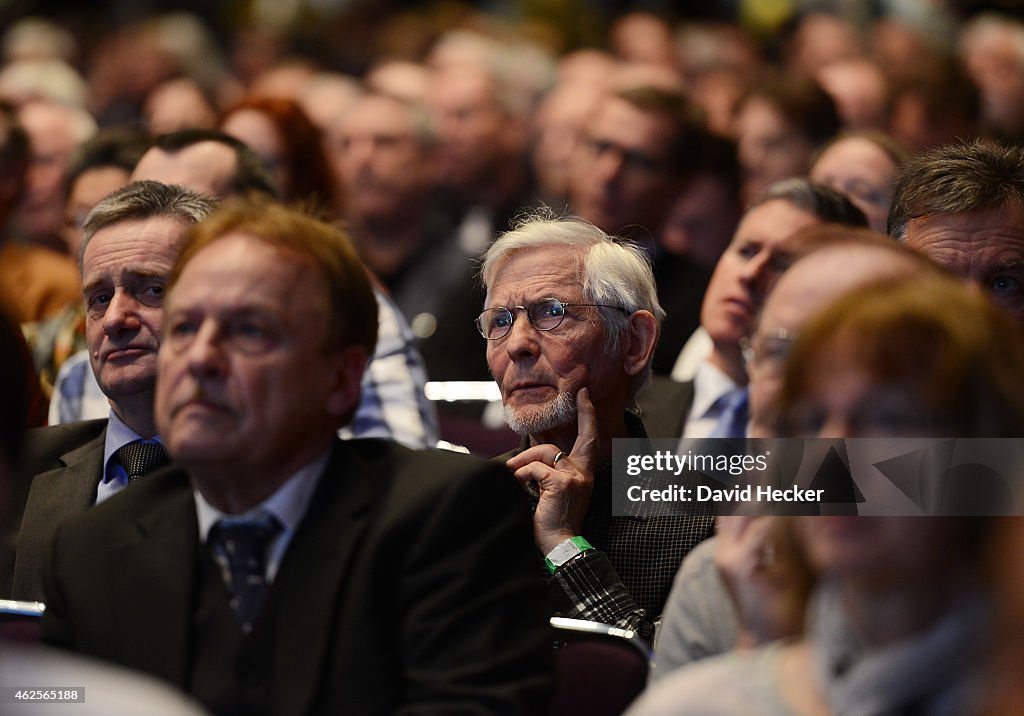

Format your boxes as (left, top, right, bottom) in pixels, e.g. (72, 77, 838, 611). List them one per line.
(325, 345, 370, 418)
(623, 310, 659, 377)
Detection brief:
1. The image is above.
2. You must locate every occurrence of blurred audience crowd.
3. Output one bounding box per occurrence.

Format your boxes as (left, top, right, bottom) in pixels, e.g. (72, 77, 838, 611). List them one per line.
(2, 0, 1024, 713)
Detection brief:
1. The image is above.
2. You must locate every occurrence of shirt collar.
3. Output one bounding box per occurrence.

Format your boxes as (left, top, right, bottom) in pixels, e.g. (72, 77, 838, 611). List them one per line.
(194, 449, 330, 544)
(690, 360, 742, 420)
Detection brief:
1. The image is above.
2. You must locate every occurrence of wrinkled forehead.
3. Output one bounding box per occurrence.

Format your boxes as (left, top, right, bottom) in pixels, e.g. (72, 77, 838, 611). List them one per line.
(904, 208, 1024, 273)
(82, 215, 190, 274)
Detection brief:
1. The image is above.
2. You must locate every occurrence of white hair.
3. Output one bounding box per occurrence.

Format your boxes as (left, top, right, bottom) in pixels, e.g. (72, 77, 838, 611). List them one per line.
(0, 59, 89, 107)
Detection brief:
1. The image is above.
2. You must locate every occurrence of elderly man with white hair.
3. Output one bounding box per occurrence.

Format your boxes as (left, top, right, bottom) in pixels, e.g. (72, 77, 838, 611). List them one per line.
(478, 214, 715, 640)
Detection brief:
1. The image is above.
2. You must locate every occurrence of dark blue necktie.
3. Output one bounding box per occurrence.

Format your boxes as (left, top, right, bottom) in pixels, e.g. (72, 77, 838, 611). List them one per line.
(208, 513, 282, 633)
(710, 387, 749, 439)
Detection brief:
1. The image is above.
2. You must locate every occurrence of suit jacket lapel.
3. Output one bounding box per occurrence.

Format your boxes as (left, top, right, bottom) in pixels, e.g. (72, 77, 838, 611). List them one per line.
(13, 430, 106, 598)
(115, 476, 198, 687)
(271, 440, 378, 715)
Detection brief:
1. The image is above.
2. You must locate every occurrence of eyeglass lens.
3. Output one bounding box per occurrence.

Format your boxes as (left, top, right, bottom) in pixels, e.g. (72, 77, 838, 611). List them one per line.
(477, 299, 566, 339)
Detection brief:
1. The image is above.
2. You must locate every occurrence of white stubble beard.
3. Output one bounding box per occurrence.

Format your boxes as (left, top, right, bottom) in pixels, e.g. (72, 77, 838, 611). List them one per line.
(503, 391, 577, 436)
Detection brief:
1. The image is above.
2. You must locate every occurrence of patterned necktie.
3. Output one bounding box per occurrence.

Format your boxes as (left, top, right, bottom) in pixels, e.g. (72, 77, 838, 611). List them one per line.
(709, 387, 749, 439)
(114, 440, 169, 484)
(208, 513, 282, 633)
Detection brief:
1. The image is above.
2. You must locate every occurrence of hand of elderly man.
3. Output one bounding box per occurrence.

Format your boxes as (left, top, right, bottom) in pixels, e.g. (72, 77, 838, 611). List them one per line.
(505, 388, 599, 554)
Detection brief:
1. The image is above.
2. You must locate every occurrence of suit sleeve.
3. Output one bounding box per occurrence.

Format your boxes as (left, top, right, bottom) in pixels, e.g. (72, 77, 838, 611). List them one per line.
(395, 458, 552, 715)
(39, 521, 74, 650)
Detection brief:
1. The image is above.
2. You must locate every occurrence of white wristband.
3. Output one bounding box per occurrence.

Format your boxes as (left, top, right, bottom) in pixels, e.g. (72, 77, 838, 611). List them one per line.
(544, 536, 593, 574)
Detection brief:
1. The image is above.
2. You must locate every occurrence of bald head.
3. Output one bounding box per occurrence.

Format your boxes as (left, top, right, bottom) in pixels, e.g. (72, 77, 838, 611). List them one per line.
(767, 243, 929, 333)
(748, 240, 938, 436)
(130, 129, 279, 201)
(131, 141, 237, 199)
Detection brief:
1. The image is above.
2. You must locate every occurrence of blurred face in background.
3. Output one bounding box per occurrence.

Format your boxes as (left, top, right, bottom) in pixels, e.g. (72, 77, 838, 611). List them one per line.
(747, 244, 927, 437)
(18, 100, 95, 243)
(338, 94, 432, 222)
(426, 66, 510, 193)
(810, 137, 898, 233)
(144, 78, 218, 135)
(659, 173, 740, 269)
(701, 199, 819, 352)
(531, 83, 602, 204)
(735, 97, 815, 206)
(569, 95, 681, 235)
(221, 108, 289, 196)
(63, 165, 131, 257)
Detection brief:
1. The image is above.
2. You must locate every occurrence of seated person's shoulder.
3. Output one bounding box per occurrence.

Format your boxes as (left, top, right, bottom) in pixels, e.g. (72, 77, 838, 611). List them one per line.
(338, 439, 526, 513)
(57, 466, 192, 539)
(21, 419, 109, 473)
(675, 535, 717, 579)
(346, 437, 516, 484)
(629, 642, 792, 716)
(0, 642, 208, 716)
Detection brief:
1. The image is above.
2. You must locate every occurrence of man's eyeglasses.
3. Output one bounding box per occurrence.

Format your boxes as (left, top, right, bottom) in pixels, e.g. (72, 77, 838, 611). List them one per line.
(475, 298, 628, 340)
(580, 136, 669, 175)
(740, 329, 798, 372)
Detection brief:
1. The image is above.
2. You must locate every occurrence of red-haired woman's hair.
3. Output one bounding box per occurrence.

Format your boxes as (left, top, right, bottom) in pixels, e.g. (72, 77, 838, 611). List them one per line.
(221, 95, 341, 217)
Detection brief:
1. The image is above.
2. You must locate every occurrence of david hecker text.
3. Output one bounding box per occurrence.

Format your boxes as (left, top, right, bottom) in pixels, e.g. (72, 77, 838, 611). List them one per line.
(626, 484, 824, 502)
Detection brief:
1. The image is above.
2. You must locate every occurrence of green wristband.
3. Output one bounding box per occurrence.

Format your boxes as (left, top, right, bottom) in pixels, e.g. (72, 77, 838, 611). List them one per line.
(544, 536, 594, 574)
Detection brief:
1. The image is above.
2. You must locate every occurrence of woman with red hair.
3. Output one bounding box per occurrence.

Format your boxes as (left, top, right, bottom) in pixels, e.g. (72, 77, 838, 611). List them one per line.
(221, 95, 341, 217)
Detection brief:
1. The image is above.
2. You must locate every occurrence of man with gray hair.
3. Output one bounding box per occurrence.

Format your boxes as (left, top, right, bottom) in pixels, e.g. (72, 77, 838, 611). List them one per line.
(478, 213, 714, 640)
(888, 140, 1024, 328)
(50, 126, 440, 449)
(4, 180, 216, 600)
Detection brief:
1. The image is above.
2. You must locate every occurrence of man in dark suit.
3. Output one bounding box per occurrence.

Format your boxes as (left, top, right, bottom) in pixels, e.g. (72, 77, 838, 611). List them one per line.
(42, 200, 550, 714)
(5, 182, 217, 600)
(2, 281, 211, 715)
(637, 179, 867, 442)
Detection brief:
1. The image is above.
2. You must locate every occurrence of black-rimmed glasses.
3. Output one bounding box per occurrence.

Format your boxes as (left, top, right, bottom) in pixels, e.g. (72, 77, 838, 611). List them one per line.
(475, 298, 627, 340)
